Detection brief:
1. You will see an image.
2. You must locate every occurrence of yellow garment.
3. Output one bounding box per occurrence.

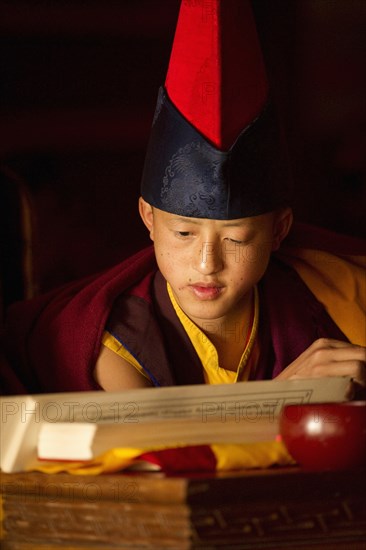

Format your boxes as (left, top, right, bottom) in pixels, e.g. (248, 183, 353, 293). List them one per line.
(27, 440, 294, 475)
(166, 283, 259, 383)
(101, 331, 150, 381)
(278, 248, 366, 346)
(211, 440, 294, 470)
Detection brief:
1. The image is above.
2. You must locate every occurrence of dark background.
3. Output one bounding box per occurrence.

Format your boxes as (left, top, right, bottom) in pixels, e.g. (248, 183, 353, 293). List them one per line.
(1, 0, 365, 293)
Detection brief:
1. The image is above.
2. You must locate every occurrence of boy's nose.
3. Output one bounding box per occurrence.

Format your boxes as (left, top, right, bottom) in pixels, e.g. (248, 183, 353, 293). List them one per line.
(194, 241, 223, 275)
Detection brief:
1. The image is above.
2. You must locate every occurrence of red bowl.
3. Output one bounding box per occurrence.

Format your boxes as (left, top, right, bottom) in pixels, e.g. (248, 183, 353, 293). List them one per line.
(279, 401, 366, 471)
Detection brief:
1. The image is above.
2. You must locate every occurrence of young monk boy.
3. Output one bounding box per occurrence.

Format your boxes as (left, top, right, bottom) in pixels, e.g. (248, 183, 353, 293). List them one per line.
(3, 0, 365, 395)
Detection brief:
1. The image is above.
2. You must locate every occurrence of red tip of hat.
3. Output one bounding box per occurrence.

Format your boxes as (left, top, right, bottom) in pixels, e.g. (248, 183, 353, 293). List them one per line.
(165, 0, 268, 150)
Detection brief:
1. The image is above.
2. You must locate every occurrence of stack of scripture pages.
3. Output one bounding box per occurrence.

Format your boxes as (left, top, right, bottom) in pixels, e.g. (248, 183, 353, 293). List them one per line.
(0, 376, 352, 472)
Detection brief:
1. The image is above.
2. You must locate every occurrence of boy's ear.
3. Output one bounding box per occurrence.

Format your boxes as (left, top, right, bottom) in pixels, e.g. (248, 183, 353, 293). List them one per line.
(139, 197, 155, 240)
(272, 207, 293, 251)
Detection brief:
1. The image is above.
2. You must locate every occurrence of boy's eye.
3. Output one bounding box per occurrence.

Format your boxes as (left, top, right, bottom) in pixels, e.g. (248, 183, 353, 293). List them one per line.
(176, 231, 191, 238)
(225, 238, 244, 245)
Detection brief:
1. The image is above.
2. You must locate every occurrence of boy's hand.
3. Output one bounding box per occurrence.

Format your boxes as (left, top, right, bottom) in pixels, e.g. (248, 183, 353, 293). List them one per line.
(276, 338, 366, 392)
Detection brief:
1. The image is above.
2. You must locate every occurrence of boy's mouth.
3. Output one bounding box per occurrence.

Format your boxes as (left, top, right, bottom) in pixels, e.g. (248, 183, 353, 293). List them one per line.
(188, 283, 223, 300)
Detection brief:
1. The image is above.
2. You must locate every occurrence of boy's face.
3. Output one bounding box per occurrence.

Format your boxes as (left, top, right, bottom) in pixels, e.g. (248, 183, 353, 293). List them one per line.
(139, 198, 292, 327)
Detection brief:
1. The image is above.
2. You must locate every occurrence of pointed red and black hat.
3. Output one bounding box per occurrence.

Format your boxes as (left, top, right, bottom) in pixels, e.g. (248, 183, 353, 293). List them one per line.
(141, 0, 291, 219)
